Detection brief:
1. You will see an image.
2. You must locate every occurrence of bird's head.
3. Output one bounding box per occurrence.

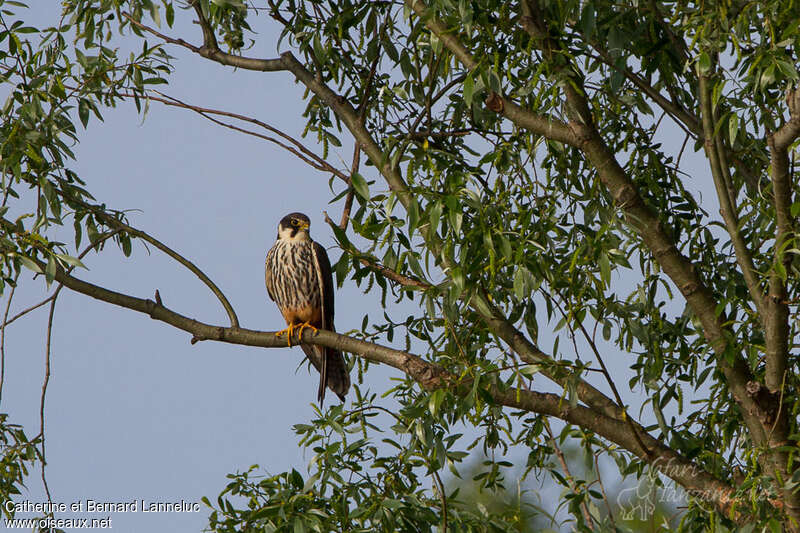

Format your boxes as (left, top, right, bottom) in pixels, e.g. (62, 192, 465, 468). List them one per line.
(277, 212, 311, 242)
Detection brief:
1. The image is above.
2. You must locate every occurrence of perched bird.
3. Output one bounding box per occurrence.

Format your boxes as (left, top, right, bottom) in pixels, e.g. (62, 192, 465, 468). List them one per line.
(265, 212, 350, 403)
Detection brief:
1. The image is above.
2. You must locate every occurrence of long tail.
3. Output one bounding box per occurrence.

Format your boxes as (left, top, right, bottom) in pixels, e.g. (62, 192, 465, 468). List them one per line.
(302, 345, 351, 404)
(317, 349, 328, 403)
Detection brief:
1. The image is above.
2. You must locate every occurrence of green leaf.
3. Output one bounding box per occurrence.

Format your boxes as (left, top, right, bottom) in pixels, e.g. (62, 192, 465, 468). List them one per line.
(428, 389, 444, 417)
(471, 292, 492, 317)
(382, 498, 403, 510)
(289, 468, 303, 489)
(450, 265, 464, 298)
(697, 51, 712, 75)
(148, 3, 161, 26)
(78, 98, 90, 127)
(579, 4, 596, 39)
(350, 172, 369, 200)
(55, 253, 87, 269)
(728, 113, 739, 144)
(598, 252, 610, 286)
(45, 254, 56, 285)
(408, 199, 420, 234)
(519, 365, 540, 376)
(301, 473, 319, 493)
(18, 255, 42, 274)
(463, 74, 474, 106)
(166, 3, 175, 27)
(428, 201, 442, 234)
(121, 235, 132, 257)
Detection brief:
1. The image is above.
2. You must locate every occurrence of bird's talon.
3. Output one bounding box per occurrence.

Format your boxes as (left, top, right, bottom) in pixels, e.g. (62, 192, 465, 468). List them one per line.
(275, 324, 296, 346)
(296, 321, 319, 341)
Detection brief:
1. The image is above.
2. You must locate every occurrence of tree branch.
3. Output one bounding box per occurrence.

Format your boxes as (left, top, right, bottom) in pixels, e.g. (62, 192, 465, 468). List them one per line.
(122, 12, 285, 72)
(406, 0, 576, 146)
(322, 212, 432, 290)
(775, 87, 800, 151)
(583, 33, 763, 197)
(507, 0, 774, 449)
(34, 243, 738, 518)
(698, 73, 765, 312)
(764, 88, 797, 392)
(55, 201, 239, 328)
(588, 46, 700, 137)
(758, 86, 799, 522)
(139, 90, 349, 182)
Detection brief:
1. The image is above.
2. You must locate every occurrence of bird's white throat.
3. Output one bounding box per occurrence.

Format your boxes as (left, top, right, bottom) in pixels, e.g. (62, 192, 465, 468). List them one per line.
(277, 227, 311, 242)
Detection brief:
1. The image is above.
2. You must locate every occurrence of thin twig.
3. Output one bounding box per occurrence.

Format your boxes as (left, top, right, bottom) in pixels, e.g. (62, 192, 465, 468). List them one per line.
(431, 468, 448, 533)
(0, 273, 19, 405)
(92, 88, 350, 183)
(153, 90, 349, 182)
(539, 287, 652, 457)
(594, 453, 617, 529)
(34, 230, 120, 502)
(67, 199, 241, 328)
(39, 292, 56, 503)
(2, 292, 55, 329)
(543, 418, 594, 530)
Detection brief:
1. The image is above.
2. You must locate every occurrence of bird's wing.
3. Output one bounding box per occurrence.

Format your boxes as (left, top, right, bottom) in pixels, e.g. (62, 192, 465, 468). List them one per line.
(264, 245, 277, 302)
(312, 241, 335, 332)
(311, 241, 336, 404)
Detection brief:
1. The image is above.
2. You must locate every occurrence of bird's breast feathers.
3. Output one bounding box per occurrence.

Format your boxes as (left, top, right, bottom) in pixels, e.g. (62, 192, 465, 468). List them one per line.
(265, 239, 322, 312)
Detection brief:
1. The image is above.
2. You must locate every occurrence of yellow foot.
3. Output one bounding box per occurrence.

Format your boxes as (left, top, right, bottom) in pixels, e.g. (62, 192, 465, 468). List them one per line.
(275, 323, 297, 347)
(296, 322, 318, 341)
(275, 322, 318, 346)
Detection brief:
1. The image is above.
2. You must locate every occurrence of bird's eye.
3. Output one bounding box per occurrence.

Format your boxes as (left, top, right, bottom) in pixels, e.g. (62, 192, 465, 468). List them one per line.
(291, 220, 299, 226)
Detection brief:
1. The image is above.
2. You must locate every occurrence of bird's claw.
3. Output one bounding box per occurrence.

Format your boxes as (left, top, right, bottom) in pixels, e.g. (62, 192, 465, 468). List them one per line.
(275, 322, 318, 346)
(296, 322, 318, 341)
(275, 323, 296, 347)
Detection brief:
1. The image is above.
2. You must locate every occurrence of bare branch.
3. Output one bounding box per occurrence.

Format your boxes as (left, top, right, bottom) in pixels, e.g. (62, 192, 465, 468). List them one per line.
(39, 292, 55, 503)
(58, 200, 240, 328)
(2, 293, 54, 329)
(122, 12, 285, 72)
(141, 90, 349, 182)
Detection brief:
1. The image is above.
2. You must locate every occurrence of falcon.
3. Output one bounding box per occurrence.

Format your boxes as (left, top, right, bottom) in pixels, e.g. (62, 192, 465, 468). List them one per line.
(265, 212, 350, 403)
